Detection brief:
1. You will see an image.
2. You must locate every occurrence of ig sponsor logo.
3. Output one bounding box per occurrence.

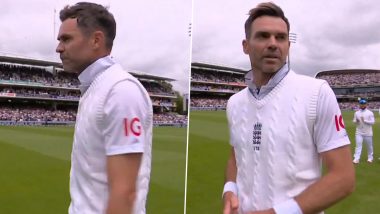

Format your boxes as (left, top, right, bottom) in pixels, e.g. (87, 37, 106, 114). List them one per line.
(124, 117, 142, 136)
(334, 115, 345, 131)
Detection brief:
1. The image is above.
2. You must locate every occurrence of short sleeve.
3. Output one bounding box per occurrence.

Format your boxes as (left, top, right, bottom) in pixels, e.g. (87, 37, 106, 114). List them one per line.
(103, 80, 151, 156)
(314, 83, 350, 153)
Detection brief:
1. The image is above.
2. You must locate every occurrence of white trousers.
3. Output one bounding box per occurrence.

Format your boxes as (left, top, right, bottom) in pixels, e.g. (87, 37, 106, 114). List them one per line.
(353, 134, 373, 161)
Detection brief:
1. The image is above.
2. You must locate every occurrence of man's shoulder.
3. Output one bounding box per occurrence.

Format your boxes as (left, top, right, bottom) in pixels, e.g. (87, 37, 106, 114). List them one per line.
(107, 63, 135, 78)
(287, 71, 329, 98)
(106, 64, 145, 88)
(102, 64, 150, 102)
(228, 88, 248, 105)
(291, 70, 326, 85)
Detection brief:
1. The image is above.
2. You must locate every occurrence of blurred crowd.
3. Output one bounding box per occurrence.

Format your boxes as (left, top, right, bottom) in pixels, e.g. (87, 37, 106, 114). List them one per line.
(0, 63, 79, 87)
(191, 98, 228, 108)
(0, 106, 188, 124)
(191, 84, 243, 93)
(0, 107, 77, 122)
(339, 101, 380, 111)
(1, 87, 80, 100)
(0, 63, 177, 96)
(152, 97, 174, 107)
(141, 81, 175, 96)
(317, 72, 380, 86)
(192, 71, 245, 85)
(0, 63, 187, 126)
(153, 113, 187, 124)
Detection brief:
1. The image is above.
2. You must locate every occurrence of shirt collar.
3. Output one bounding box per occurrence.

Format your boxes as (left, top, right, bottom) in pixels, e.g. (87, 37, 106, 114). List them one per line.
(78, 55, 115, 94)
(245, 63, 289, 99)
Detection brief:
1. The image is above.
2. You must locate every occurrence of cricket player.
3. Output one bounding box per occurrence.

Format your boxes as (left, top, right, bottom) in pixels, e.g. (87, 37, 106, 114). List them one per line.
(56, 3, 152, 214)
(353, 99, 375, 164)
(223, 2, 355, 214)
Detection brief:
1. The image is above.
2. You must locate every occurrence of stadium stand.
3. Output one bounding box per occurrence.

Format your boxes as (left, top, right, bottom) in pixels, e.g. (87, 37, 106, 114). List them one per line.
(191, 62, 247, 110)
(0, 55, 187, 126)
(316, 69, 380, 111)
(191, 63, 380, 113)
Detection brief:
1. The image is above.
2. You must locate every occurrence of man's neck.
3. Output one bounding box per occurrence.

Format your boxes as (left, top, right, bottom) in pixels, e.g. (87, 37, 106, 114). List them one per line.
(252, 63, 288, 88)
(252, 70, 277, 88)
(78, 53, 111, 75)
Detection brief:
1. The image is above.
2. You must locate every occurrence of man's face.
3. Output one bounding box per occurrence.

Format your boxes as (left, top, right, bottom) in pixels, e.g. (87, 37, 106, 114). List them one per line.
(243, 15, 290, 74)
(56, 18, 94, 74)
(360, 103, 367, 110)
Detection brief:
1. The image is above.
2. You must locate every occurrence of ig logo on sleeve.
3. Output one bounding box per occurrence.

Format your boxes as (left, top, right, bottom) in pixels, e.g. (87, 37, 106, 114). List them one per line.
(334, 115, 345, 131)
(124, 117, 142, 136)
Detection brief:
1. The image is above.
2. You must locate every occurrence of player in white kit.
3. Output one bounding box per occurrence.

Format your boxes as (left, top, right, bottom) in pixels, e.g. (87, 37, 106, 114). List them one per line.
(353, 99, 375, 164)
(56, 3, 152, 214)
(222, 2, 355, 214)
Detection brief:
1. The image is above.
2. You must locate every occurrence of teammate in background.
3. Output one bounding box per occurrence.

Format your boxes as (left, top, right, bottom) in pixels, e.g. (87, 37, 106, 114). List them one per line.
(353, 99, 375, 164)
(56, 2, 153, 214)
(222, 2, 355, 214)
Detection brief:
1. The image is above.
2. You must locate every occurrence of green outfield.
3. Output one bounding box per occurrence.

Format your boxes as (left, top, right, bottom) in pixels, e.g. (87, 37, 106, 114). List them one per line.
(187, 110, 380, 214)
(0, 126, 186, 214)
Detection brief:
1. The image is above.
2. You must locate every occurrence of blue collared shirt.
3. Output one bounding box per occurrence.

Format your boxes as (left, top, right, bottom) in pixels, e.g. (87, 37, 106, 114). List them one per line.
(78, 56, 115, 94)
(245, 64, 289, 100)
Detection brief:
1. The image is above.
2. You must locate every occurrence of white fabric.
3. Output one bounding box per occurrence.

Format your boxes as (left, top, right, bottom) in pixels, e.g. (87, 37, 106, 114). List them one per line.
(353, 109, 375, 136)
(313, 83, 351, 153)
(78, 56, 114, 94)
(273, 199, 303, 214)
(226, 70, 350, 213)
(353, 135, 374, 162)
(352, 108, 375, 162)
(222, 181, 238, 197)
(103, 81, 148, 155)
(69, 64, 152, 214)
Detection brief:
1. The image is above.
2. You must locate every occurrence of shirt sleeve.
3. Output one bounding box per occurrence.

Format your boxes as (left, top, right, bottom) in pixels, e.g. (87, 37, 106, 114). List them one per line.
(314, 83, 350, 153)
(102, 80, 151, 156)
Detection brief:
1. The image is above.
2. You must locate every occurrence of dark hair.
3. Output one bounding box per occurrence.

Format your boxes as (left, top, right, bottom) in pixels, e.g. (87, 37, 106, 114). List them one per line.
(59, 2, 116, 50)
(244, 2, 290, 39)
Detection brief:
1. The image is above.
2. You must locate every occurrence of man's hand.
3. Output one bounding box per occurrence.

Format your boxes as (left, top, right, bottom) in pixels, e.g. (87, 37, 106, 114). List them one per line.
(223, 191, 239, 214)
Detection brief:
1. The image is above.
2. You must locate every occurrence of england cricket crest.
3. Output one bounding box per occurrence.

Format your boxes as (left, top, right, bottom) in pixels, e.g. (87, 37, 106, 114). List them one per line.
(252, 122, 262, 151)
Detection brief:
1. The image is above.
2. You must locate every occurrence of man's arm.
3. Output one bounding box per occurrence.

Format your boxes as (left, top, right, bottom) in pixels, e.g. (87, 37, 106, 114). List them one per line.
(223, 147, 239, 214)
(352, 112, 358, 123)
(106, 153, 142, 214)
(294, 145, 355, 214)
(225, 147, 237, 183)
(363, 113, 375, 125)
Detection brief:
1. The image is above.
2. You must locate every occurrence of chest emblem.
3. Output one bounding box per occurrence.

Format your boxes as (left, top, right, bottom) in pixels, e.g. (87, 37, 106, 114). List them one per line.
(252, 122, 262, 151)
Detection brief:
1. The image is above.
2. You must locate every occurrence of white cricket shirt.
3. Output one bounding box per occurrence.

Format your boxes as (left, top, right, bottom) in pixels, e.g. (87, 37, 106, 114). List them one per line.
(227, 70, 350, 213)
(69, 58, 153, 214)
(353, 108, 375, 136)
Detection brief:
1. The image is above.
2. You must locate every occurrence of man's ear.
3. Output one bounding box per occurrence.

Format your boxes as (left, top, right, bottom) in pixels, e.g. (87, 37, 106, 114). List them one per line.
(91, 30, 105, 50)
(242, 39, 249, 54)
